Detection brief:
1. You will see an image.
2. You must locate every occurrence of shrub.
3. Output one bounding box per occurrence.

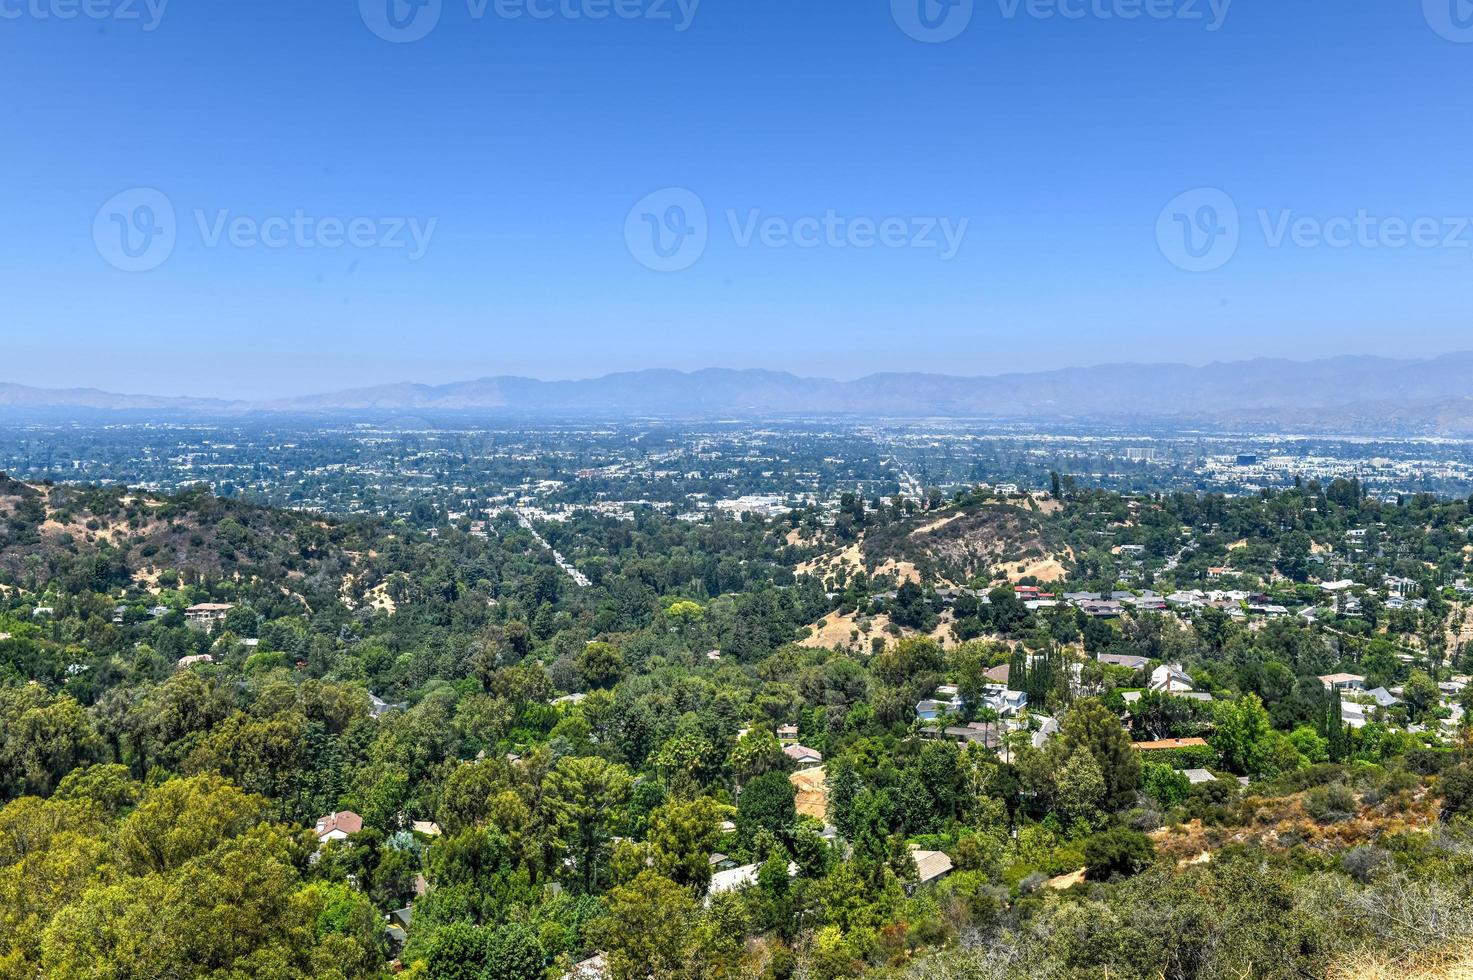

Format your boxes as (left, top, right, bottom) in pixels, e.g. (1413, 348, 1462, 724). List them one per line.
(1083, 827, 1156, 881)
(1122, 806, 1162, 832)
(1441, 763, 1473, 823)
(1017, 871, 1049, 895)
(1405, 747, 1453, 776)
(1304, 783, 1358, 824)
(1340, 845, 1390, 884)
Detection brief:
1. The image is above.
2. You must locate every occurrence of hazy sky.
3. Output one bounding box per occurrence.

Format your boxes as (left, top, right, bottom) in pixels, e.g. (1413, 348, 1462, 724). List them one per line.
(3, 0, 1473, 397)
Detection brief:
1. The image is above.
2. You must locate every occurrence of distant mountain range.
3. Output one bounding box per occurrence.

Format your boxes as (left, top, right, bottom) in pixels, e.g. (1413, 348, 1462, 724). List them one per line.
(5, 353, 1473, 434)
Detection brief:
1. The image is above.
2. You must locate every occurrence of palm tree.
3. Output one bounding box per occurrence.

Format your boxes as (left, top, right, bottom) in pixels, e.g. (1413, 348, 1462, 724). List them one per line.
(975, 706, 1001, 755)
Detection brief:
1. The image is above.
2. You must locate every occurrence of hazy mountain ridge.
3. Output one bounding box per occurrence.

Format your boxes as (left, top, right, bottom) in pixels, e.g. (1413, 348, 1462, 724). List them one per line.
(4, 353, 1473, 432)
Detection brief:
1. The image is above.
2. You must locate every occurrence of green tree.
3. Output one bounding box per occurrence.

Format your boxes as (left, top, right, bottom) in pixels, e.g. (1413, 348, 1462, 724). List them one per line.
(648, 796, 729, 892)
(1083, 827, 1156, 880)
(544, 756, 632, 893)
(1050, 698, 1140, 810)
(1210, 693, 1274, 776)
(116, 774, 269, 875)
(1055, 749, 1106, 825)
(736, 771, 797, 848)
(576, 642, 625, 691)
(597, 871, 700, 980)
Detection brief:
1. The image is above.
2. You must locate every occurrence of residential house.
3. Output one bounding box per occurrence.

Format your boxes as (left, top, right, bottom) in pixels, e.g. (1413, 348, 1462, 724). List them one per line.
(1319, 673, 1367, 692)
(908, 848, 954, 891)
(1149, 664, 1195, 694)
(1365, 686, 1401, 708)
(1097, 653, 1150, 671)
(1129, 592, 1167, 612)
(708, 861, 797, 898)
(368, 693, 407, 718)
(185, 602, 234, 630)
(915, 698, 956, 722)
(917, 684, 1026, 722)
(562, 953, 609, 980)
(980, 684, 1028, 717)
(314, 810, 364, 844)
(783, 744, 823, 766)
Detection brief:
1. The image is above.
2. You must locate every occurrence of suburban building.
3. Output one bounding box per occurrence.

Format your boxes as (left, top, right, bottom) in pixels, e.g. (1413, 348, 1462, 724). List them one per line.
(1319, 673, 1367, 692)
(1149, 664, 1195, 694)
(783, 744, 823, 765)
(1097, 653, 1150, 670)
(908, 848, 954, 890)
(185, 602, 235, 630)
(314, 810, 364, 844)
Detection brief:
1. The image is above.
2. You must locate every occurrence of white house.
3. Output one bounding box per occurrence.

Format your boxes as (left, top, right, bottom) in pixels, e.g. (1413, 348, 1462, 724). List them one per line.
(1149, 664, 1195, 694)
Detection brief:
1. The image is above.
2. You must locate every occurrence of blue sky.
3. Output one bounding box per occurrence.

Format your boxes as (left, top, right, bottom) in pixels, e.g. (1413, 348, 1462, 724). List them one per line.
(3, 0, 1472, 397)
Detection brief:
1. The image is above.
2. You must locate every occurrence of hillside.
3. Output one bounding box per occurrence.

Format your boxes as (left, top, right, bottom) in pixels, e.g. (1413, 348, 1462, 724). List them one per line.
(0, 479, 359, 596)
(2, 478, 1473, 980)
(799, 499, 1071, 591)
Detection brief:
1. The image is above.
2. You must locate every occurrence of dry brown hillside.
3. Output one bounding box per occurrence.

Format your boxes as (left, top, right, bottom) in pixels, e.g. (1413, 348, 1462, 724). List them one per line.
(798, 501, 1071, 590)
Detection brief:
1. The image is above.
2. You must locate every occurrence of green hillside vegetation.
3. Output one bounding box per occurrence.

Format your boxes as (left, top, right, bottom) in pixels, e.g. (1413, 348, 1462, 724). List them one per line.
(1, 475, 1472, 978)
